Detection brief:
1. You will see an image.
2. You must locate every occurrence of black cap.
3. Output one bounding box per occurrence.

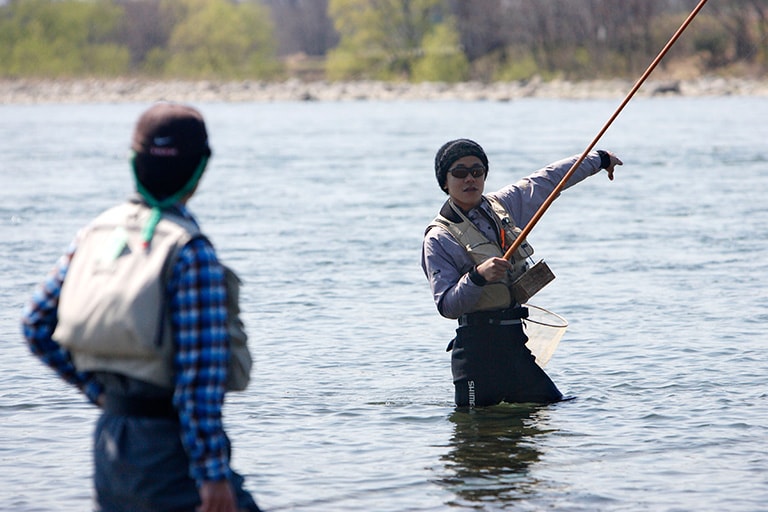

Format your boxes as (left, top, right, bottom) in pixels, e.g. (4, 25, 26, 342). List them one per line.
(131, 103, 212, 201)
(132, 102, 210, 158)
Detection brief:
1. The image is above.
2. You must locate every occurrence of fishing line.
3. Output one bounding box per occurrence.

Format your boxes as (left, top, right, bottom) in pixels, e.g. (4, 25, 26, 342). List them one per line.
(502, 0, 711, 260)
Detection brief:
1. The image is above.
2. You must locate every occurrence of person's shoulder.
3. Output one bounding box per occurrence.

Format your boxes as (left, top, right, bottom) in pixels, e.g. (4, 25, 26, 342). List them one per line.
(424, 223, 443, 240)
(93, 201, 131, 218)
(185, 234, 216, 254)
(176, 235, 219, 269)
(424, 221, 464, 257)
(487, 183, 524, 202)
(75, 202, 132, 234)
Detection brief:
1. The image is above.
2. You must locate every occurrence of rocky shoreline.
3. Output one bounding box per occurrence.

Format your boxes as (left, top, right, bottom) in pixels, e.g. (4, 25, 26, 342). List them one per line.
(1, 76, 767, 104)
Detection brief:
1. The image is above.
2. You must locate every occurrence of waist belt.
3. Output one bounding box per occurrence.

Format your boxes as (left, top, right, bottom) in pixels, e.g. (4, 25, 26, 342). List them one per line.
(458, 306, 529, 327)
(104, 394, 177, 419)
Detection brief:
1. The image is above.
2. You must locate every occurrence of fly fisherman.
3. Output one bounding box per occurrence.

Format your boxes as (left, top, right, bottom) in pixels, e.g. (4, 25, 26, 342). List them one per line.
(421, 139, 622, 408)
(22, 103, 260, 512)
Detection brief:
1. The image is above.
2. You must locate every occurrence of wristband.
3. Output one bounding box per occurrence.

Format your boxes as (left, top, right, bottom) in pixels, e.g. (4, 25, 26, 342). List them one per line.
(469, 266, 487, 286)
(597, 150, 611, 170)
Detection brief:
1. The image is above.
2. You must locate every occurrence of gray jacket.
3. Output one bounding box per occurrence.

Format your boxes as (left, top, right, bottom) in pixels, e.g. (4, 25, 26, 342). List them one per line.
(421, 152, 604, 319)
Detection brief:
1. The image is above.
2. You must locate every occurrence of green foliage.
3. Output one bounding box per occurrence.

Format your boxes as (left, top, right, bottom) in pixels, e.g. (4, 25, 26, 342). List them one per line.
(327, 0, 443, 80)
(0, 0, 764, 82)
(142, 47, 169, 77)
(0, 0, 129, 77)
(411, 19, 468, 83)
(326, 49, 375, 80)
(83, 45, 132, 76)
(156, 0, 281, 79)
(688, 15, 731, 69)
(0, 0, 280, 80)
(493, 48, 540, 82)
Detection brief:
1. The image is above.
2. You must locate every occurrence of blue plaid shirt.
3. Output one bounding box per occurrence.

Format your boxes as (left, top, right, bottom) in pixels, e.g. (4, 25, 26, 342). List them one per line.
(21, 205, 232, 484)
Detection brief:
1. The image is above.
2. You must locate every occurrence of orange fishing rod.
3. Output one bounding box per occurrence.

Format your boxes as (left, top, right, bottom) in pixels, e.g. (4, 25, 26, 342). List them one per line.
(503, 0, 710, 261)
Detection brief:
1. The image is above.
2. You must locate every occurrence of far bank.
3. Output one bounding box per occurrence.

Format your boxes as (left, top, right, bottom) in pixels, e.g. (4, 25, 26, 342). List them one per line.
(1, 77, 767, 104)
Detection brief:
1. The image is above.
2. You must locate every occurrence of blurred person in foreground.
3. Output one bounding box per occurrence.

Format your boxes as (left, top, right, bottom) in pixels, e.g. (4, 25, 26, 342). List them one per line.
(22, 102, 260, 512)
(422, 138, 622, 408)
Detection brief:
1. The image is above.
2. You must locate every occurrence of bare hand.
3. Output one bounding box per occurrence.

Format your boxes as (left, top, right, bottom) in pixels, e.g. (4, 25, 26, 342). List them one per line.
(477, 257, 512, 283)
(604, 151, 623, 181)
(197, 480, 237, 512)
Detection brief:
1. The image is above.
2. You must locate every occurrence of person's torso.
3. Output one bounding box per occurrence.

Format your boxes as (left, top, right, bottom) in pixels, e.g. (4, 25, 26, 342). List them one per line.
(53, 201, 201, 388)
(429, 197, 534, 312)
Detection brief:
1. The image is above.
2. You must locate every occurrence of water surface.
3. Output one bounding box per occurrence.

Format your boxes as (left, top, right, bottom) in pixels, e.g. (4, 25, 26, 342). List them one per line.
(1, 96, 767, 511)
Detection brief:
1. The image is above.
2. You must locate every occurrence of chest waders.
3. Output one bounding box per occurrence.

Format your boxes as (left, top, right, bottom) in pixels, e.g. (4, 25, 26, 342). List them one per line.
(429, 198, 562, 407)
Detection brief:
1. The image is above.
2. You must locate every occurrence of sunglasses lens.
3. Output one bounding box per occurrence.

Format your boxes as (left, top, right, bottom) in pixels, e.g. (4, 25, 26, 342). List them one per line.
(449, 165, 485, 179)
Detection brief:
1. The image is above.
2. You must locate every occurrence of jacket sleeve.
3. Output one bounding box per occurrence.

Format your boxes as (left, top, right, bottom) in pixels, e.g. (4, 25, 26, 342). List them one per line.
(21, 240, 104, 405)
(422, 226, 484, 319)
(168, 237, 232, 484)
(492, 151, 604, 228)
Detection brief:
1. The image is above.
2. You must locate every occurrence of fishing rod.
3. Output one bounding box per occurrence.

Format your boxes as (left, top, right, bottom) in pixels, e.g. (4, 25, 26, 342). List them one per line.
(503, 0, 710, 261)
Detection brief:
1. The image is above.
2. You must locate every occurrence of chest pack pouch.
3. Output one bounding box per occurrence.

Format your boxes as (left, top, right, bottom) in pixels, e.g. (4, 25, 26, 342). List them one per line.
(223, 265, 252, 391)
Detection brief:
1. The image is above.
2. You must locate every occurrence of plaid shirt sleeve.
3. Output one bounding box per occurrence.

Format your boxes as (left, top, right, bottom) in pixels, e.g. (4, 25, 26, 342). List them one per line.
(168, 236, 232, 484)
(21, 240, 104, 405)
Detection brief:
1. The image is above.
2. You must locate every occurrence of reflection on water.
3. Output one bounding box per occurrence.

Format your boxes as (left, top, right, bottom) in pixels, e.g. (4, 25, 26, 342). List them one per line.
(438, 404, 552, 508)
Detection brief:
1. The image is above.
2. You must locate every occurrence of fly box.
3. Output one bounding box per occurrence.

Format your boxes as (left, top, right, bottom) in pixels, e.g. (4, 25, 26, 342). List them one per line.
(511, 259, 555, 303)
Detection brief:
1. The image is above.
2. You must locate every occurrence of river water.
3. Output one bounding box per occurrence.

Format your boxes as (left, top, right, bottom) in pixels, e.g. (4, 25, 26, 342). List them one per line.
(1, 95, 767, 511)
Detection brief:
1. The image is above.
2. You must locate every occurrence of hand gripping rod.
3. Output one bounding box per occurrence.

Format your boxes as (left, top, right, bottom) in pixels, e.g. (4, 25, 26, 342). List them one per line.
(503, 0, 710, 261)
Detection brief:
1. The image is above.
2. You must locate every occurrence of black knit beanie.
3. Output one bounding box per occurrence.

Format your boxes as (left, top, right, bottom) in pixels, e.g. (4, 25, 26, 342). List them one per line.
(131, 103, 212, 201)
(434, 138, 489, 193)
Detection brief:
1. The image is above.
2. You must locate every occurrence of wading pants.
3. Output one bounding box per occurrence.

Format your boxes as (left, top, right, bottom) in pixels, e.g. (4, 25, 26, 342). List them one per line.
(94, 411, 261, 512)
(451, 319, 563, 407)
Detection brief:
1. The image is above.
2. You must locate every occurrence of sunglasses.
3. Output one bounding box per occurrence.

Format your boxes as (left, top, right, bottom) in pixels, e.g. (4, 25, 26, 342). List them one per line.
(448, 164, 486, 179)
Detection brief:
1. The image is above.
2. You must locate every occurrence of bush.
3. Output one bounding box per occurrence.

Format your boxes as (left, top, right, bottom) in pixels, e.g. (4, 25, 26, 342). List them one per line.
(492, 48, 540, 82)
(411, 21, 469, 83)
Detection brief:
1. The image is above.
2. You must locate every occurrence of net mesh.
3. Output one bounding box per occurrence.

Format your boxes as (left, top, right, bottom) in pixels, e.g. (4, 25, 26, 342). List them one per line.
(523, 304, 568, 367)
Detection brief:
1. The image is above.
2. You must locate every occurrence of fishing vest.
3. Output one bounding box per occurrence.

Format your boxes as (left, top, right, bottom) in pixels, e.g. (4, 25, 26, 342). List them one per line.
(53, 201, 251, 391)
(429, 197, 534, 312)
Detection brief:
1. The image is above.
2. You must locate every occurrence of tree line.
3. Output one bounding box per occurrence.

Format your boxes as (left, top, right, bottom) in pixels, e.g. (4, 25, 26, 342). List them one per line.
(1, 0, 765, 82)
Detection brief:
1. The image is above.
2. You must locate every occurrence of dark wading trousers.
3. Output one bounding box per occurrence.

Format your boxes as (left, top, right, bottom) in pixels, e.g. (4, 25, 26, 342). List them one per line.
(94, 412, 261, 512)
(451, 321, 563, 407)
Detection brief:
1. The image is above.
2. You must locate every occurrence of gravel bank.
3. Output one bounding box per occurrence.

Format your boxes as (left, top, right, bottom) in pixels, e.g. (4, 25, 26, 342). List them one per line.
(2, 77, 767, 104)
